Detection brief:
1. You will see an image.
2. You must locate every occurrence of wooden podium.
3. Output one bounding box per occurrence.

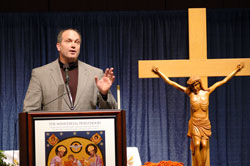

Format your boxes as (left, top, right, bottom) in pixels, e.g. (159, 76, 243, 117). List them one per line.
(19, 110, 127, 166)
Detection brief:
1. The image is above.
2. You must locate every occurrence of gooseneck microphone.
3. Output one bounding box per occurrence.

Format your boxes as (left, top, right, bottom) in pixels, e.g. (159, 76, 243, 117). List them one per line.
(41, 88, 68, 110)
(63, 64, 75, 110)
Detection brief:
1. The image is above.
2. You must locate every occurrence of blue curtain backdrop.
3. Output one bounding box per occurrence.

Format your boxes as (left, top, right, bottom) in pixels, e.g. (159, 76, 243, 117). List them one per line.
(0, 9, 249, 166)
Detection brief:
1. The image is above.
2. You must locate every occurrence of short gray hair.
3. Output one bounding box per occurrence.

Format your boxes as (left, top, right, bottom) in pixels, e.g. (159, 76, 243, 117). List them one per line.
(57, 28, 81, 43)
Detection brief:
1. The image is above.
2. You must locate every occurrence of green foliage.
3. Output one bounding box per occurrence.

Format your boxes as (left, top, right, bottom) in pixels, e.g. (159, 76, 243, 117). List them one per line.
(0, 150, 15, 166)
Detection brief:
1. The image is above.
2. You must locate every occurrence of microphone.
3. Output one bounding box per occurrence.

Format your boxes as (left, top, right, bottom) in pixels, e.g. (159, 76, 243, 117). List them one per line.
(63, 64, 70, 84)
(63, 64, 75, 110)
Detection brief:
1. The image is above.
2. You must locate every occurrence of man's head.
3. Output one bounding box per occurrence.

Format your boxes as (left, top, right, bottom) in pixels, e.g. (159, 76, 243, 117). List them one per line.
(68, 154, 75, 161)
(56, 29, 81, 64)
(86, 144, 97, 156)
(187, 76, 205, 94)
(55, 145, 67, 157)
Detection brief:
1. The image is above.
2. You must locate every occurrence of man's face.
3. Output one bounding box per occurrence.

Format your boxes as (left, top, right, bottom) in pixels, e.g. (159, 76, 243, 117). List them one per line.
(57, 30, 81, 64)
(192, 81, 201, 94)
(58, 151, 65, 157)
(68, 156, 73, 161)
(89, 149, 95, 156)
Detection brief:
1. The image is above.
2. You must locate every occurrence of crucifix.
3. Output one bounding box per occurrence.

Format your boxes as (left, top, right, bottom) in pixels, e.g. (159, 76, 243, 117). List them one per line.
(138, 8, 250, 166)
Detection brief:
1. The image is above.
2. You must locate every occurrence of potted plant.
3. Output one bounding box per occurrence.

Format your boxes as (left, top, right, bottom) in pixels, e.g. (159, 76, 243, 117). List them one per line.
(0, 150, 16, 166)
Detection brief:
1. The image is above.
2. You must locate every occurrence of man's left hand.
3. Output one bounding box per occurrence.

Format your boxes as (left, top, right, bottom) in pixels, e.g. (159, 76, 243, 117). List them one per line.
(95, 68, 115, 95)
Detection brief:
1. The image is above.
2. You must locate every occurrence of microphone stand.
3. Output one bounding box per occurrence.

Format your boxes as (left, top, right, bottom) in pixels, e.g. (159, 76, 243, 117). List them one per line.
(64, 64, 75, 110)
(41, 91, 68, 110)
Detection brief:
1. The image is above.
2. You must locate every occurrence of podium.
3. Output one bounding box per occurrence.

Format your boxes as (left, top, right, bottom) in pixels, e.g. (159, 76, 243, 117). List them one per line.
(19, 110, 127, 166)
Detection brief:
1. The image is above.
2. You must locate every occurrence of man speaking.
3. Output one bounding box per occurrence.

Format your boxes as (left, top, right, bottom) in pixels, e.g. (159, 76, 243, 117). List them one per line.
(23, 28, 117, 112)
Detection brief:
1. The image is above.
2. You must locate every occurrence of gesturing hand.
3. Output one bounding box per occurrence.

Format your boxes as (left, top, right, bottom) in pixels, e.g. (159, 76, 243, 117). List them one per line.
(152, 66, 159, 73)
(95, 68, 115, 95)
(236, 62, 244, 72)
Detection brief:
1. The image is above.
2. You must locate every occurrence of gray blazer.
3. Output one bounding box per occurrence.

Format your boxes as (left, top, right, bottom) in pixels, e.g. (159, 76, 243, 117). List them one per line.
(23, 59, 117, 112)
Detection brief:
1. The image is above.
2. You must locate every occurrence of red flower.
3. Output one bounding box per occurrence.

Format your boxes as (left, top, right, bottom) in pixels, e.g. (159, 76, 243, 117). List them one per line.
(143, 160, 184, 166)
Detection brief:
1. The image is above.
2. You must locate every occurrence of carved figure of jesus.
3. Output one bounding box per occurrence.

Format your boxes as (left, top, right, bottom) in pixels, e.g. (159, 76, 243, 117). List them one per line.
(152, 63, 244, 166)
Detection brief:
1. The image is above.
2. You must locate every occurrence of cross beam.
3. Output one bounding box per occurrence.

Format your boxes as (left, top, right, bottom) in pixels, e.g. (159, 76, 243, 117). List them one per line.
(139, 59, 250, 78)
(138, 8, 250, 87)
(138, 8, 250, 166)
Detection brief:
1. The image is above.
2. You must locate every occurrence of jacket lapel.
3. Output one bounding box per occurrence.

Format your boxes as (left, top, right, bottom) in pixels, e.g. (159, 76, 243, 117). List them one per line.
(49, 59, 71, 108)
(74, 61, 88, 107)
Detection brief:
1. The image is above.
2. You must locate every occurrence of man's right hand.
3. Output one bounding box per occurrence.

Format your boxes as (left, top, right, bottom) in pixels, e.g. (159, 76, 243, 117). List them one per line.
(236, 62, 244, 71)
(152, 66, 159, 73)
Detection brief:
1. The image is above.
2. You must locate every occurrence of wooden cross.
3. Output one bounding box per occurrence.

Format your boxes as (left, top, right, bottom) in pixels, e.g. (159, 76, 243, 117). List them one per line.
(138, 8, 250, 166)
